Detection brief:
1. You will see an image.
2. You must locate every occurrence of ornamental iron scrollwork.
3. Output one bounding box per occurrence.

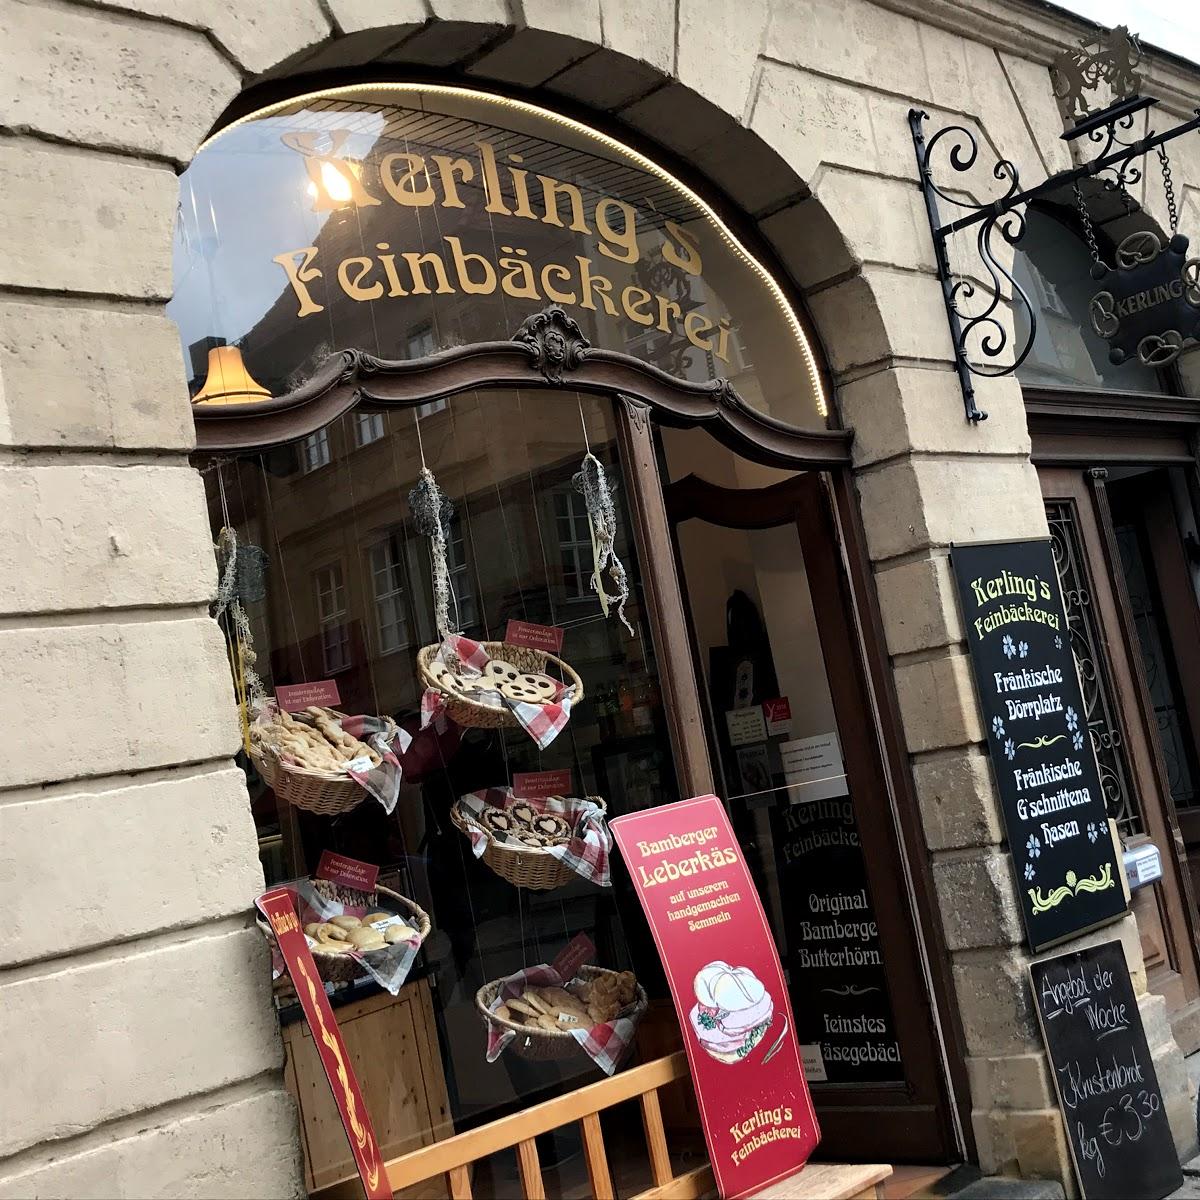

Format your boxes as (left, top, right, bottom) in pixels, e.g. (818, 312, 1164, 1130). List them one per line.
(512, 305, 591, 384)
(910, 25, 1200, 423)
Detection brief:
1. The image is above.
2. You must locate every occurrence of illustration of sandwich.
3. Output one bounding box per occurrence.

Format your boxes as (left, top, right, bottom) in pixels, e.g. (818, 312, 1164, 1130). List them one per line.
(689, 961, 785, 1064)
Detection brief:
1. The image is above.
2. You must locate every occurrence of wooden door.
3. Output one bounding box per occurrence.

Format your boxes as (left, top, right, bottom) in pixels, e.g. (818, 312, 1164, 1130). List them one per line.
(1107, 470, 1200, 905)
(1039, 466, 1200, 1053)
(661, 470, 958, 1164)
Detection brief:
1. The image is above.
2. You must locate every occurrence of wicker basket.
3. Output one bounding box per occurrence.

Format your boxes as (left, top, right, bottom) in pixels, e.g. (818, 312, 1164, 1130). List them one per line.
(451, 796, 606, 892)
(257, 883, 431, 985)
(249, 711, 400, 816)
(477, 965, 646, 1062)
(417, 641, 584, 731)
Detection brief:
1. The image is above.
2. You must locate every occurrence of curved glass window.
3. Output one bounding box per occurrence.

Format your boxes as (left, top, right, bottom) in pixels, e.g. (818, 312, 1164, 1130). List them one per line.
(1013, 207, 1164, 393)
(170, 84, 826, 427)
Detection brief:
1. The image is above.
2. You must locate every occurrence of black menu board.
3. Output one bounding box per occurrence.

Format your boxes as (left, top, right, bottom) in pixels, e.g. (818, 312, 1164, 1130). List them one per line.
(951, 539, 1127, 950)
(1031, 941, 1182, 1199)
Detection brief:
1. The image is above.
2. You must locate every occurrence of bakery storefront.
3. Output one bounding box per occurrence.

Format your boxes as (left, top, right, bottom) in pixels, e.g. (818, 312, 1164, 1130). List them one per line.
(177, 83, 961, 1193)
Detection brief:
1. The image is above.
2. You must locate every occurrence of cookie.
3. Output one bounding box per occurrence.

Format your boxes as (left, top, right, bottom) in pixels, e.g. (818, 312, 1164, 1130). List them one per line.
(384, 923, 415, 944)
(515, 832, 546, 848)
(517, 671, 557, 700)
(498, 679, 552, 703)
(330, 915, 362, 930)
(532, 813, 570, 842)
(483, 659, 522, 686)
(509, 802, 538, 826)
(482, 809, 515, 834)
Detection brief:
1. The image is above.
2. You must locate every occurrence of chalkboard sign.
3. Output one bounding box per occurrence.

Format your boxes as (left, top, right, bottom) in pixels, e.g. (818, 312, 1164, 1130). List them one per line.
(1031, 940, 1182, 1199)
(951, 539, 1126, 950)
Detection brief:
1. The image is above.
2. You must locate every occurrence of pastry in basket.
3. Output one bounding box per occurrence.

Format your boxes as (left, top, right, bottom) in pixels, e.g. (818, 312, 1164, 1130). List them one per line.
(498, 972, 638, 1030)
(482, 809, 517, 836)
(509, 801, 538, 825)
(303, 912, 410, 957)
(483, 659, 522, 686)
(531, 813, 571, 842)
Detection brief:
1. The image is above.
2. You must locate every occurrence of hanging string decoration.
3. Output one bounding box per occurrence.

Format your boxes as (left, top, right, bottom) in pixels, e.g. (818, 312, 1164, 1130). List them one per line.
(409, 466, 459, 639)
(573, 453, 634, 636)
(212, 526, 267, 751)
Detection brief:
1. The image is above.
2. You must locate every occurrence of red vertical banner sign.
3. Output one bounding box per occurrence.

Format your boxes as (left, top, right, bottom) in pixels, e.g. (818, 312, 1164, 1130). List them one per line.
(257, 890, 390, 1200)
(610, 795, 819, 1199)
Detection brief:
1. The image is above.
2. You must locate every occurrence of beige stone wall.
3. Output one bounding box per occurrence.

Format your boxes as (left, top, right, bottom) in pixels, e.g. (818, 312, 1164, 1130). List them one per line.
(1, 0, 1195, 1194)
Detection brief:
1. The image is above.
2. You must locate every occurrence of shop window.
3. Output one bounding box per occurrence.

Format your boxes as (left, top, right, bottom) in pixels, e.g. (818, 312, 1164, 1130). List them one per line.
(300, 427, 332, 473)
(368, 534, 409, 655)
(315, 562, 352, 674)
(354, 411, 386, 447)
(203, 389, 680, 1170)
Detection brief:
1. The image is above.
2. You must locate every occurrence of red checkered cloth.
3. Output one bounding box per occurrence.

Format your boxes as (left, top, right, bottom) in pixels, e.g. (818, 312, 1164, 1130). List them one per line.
(459, 787, 612, 887)
(421, 635, 575, 750)
(483, 963, 640, 1076)
(257, 878, 424, 996)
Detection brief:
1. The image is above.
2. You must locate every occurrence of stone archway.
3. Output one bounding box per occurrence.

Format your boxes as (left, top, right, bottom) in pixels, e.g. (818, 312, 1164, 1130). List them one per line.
(6, 4, 1184, 1195)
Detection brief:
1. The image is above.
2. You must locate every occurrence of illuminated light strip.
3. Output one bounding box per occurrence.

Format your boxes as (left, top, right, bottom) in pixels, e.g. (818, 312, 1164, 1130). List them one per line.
(199, 82, 828, 419)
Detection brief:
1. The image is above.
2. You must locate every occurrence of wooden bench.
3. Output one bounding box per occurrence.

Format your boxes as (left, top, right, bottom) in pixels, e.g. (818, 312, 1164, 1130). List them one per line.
(317, 1050, 890, 1200)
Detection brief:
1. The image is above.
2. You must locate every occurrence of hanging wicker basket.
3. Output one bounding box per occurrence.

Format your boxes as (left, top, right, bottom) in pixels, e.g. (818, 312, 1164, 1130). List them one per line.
(250, 711, 401, 816)
(451, 796, 606, 892)
(476, 965, 647, 1062)
(417, 641, 584, 731)
(257, 882, 430, 985)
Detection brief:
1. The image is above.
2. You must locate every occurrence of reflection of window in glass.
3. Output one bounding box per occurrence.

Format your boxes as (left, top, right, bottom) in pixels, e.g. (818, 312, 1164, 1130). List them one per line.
(300, 428, 331, 473)
(354, 411, 386, 446)
(315, 563, 351, 674)
(446, 515, 478, 631)
(369, 534, 408, 655)
(407, 325, 448, 418)
(554, 487, 595, 600)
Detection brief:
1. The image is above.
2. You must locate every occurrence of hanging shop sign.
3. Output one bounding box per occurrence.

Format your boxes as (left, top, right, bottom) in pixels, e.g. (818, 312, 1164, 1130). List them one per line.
(256, 889, 390, 1200)
(1088, 231, 1200, 367)
(951, 539, 1127, 951)
(1031, 939, 1182, 1199)
(171, 84, 824, 428)
(910, 24, 1200, 421)
(611, 794, 819, 1199)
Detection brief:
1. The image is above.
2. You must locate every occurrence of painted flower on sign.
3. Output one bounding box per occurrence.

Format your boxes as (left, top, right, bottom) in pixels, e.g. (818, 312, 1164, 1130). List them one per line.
(1073, 730, 1085, 751)
(1024, 862, 1036, 881)
(992, 716, 1006, 738)
(1004, 738, 1016, 761)
(1018, 640, 1029, 659)
(1066, 706, 1078, 732)
(1026, 833, 1041, 859)
(1087, 822, 1100, 844)
(1003, 634, 1016, 659)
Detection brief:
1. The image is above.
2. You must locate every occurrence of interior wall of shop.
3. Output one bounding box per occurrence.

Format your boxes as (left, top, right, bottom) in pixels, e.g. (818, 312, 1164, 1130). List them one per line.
(1, 0, 1197, 1195)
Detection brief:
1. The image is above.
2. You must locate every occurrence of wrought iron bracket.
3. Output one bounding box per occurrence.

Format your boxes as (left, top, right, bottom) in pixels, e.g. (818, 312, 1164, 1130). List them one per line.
(909, 102, 1200, 423)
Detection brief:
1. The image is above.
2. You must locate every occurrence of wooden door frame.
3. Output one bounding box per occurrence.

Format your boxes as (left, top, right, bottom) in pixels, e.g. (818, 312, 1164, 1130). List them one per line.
(660, 470, 967, 1163)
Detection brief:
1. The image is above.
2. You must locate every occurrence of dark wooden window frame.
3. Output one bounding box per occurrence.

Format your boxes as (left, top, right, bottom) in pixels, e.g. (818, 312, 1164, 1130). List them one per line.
(195, 304, 971, 1161)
